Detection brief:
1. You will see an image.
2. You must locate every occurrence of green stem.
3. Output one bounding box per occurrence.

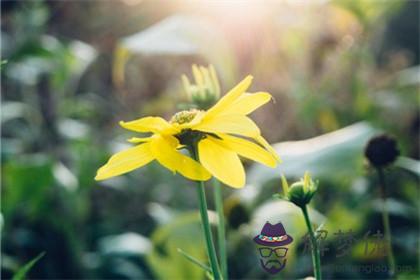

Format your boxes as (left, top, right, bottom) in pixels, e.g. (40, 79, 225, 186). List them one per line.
(377, 168, 396, 277)
(190, 145, 222, 280)
(213, 178, 228, 279)
(301, 205, 322, 280)
(196, 180, 222, 280)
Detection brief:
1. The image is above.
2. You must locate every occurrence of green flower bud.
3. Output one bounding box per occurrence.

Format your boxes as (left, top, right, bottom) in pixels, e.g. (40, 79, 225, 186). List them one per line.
(279, 172, 318, 208)
(182, 64, 221, 110)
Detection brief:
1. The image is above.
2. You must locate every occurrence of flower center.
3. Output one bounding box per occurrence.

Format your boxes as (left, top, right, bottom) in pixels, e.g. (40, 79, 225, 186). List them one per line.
(170, 109, 202, 125)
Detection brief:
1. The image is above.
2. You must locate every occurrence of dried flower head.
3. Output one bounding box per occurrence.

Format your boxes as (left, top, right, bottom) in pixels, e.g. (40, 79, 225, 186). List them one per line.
(365, 134, 400, 168)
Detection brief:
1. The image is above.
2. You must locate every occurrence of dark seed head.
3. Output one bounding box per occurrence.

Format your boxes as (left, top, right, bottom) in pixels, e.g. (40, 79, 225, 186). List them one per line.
(365, 134, 400, 168)
(224, 198, 250, 229)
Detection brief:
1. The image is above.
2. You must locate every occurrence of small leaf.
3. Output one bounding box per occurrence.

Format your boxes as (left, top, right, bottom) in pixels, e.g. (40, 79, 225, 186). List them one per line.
(205, 271, 214, 280)
(176, 248, 211, 272)
(272, 193, 283, 200)
(314, 222, 326, 238)
(147, 212, 211, 280)
(12, 252, 45, 280)
(281, 174, 289, 196)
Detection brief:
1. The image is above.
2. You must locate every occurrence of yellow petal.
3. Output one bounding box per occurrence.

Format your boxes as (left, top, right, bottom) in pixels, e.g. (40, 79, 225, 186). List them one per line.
(198, 137, 245, 188)
(204, 75, 253, 119)
(150, 135, 211, 181)
(255, 135, 281, 162)
(95, 143, 154, 180)
(120, 117, 178, 135)
(221, 92, 272, 115)
(219, 134, 277, 167)
(192, 114, 261, 138)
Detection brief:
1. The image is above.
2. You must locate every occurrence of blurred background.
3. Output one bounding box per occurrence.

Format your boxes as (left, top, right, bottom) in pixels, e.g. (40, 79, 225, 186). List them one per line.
(1, 0, 419, 279)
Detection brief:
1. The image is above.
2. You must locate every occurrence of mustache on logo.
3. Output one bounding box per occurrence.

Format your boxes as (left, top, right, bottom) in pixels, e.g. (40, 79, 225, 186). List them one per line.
(260, 258, 287, 274)
(265, 260, 281, 268)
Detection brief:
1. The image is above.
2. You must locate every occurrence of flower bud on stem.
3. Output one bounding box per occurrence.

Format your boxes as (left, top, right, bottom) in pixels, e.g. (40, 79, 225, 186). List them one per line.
(280, 173, 322, 279)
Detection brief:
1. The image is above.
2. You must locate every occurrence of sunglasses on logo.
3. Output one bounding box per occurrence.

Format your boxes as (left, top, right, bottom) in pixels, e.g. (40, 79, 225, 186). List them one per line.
(259, 247, 288, 258)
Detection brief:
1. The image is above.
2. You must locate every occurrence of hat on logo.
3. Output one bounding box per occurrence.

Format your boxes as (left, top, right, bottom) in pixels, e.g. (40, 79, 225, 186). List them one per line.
(253, 222, 293, 247)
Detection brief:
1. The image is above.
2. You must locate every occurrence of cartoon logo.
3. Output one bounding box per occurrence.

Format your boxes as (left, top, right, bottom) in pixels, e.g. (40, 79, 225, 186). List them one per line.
(253, 222, 294, 274)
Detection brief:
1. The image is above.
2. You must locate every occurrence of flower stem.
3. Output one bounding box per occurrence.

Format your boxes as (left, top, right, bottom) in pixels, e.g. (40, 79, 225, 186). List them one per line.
(190, 145, 222, 280)
(301, 205, 322, 280)
(377, 167, 396, 277)
(196, 180, 222, 280)
(213, 178, 228, 279)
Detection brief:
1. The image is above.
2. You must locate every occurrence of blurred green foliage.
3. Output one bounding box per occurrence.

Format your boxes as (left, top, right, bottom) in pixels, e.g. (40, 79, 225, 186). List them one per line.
(1, 0, 419, 279)
(12, 251, 45, 280)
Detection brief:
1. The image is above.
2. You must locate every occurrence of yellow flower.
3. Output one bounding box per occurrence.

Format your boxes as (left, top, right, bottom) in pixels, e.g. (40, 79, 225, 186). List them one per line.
(95, 75, 280, 188)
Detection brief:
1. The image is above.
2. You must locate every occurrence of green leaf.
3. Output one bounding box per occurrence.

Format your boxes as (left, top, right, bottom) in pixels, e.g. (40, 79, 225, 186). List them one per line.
(397, 66, 420, 87)
(396, 157, 420, 177)
(247, 122, 378, 185)
(98, 232, 152, 256)
(0, 60, 7, 68)
(147, 211, 217, 280)
(3, 156, 54, 219)
(176, 248, 211, 272)
(1, 101, 28, 123)
(114, 15, 237, 88)
(12, 252, 45, 280)
(272, 193, 283, 200)
(120, 15, 218, 56)
(314, 222, 326, 238)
